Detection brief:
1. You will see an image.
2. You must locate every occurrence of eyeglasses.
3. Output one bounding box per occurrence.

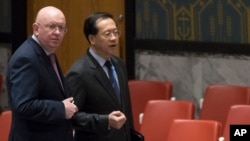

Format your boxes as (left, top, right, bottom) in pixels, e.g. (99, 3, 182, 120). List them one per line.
(101, 30, 121, 39)
(37, 23, 67, 33)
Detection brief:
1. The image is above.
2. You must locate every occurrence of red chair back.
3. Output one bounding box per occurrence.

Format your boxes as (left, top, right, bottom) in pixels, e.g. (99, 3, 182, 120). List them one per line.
(140, 100, 195, 141)
(222, 105, 250, 141)
(200, 84, 250, 130)
(0, 110, 12, 141)
(128, 80, 173, 131)
(168, 119, 222, 141)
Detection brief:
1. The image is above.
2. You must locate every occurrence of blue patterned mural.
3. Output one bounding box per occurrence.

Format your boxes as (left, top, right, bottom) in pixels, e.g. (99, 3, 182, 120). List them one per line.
(136, 0, 250, 43)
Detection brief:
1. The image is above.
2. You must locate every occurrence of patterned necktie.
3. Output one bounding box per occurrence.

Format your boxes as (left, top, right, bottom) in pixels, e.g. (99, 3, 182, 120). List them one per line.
(105, 60, 120, 103)
(50, 54, 64, 89)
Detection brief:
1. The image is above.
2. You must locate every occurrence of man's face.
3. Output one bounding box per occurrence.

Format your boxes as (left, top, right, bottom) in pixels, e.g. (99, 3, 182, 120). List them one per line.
(33, 13, 66, 54)
(90, 18, 120, 60)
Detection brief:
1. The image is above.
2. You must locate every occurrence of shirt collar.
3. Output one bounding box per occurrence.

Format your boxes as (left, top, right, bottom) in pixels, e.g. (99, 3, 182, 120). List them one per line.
(89, 47, 109, 67)
(32, 34, 51, 56)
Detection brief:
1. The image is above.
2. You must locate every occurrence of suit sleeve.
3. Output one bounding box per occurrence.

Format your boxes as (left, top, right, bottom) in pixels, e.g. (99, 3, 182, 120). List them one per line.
(8, 57, 65, 123)
(66, 70, 110, 133)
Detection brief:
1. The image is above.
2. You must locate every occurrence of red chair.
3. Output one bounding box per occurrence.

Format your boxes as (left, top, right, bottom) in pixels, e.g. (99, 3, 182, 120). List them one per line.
(128, 80, 173, 131)
(139, 100, 195, 141)
(167, 119, 222, 141)
(199, 84, 250, 130)
(0, 110, 12, 141)
(221, 105, 250, 141)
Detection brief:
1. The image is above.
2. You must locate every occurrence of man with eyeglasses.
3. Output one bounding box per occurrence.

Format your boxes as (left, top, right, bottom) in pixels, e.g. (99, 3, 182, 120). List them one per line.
(6, 6, 78, 141)
(66, 12, 138, 141)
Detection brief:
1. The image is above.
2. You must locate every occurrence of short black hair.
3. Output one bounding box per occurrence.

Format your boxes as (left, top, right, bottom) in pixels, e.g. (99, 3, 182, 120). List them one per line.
(83, 12, 114, 43)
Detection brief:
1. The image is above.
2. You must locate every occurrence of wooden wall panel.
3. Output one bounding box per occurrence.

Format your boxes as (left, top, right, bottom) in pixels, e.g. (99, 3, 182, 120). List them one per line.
(27, 0, 125, 74)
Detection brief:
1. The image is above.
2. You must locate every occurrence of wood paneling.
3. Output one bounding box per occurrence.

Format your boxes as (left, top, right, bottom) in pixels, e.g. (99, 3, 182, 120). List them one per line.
(27, 0, 125, 74)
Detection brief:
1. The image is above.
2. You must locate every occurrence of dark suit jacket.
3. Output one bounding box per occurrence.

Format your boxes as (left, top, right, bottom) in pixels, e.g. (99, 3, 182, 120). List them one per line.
(6, 37, 74, 141)
(66, 49, 134, 141)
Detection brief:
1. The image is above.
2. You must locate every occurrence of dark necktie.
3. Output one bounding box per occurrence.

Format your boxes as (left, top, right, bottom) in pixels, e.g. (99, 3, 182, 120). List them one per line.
(50, 54, 64, 89)
(105, 60, 120, 103)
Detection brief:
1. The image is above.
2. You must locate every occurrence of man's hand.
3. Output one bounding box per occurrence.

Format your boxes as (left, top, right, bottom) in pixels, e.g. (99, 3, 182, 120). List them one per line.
(108, 111, 127, 129)
(62, 97, 78, 119)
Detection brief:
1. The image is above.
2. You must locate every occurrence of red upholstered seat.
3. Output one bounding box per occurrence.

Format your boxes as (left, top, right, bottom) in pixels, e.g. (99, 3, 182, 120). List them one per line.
(168, 119, 222, 141)
(199, 84, 250, 130)
(0, 110, 12, 141)
(128, 80, 173, 131)
(139, 100, 195, 141)
(221, 105, 250, 141)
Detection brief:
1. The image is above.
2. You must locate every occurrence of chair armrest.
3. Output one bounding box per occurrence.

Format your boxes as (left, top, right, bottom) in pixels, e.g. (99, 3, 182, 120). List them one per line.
(199, 98, 204, 109)
(139, 113, 144, 124)
(218, 136, 225, 141)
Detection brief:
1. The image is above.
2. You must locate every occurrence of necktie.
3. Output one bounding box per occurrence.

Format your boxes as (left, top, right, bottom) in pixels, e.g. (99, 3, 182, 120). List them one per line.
(50, 54, 64, 89)
(105, 60, 120, 103)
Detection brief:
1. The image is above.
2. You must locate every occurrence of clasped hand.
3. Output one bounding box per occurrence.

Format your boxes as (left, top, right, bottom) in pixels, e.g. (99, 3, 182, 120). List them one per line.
(108, 111, 127, 129)
(62, 97, 78, 119)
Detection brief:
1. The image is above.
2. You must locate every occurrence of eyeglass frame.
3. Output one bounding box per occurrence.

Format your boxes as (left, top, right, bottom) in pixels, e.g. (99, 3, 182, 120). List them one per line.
(99, 29, 121, 39)
(36, 23, 67, 33)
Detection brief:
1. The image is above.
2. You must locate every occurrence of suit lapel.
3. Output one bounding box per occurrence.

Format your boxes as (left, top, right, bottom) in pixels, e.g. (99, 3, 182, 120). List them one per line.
(30, 38, 66, 97)
(87, 52, 121, 106)
(42, 55, 65, 94)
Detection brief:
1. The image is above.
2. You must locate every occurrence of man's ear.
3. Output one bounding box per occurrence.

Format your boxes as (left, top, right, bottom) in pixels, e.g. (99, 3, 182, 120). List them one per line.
(33, 23, 39, 36)
(89, 35, 95, 45)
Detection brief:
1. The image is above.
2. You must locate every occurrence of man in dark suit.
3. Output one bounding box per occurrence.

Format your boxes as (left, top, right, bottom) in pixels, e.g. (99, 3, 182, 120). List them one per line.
(6, 6, 78, 141)
(66, 12, 134, 141)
